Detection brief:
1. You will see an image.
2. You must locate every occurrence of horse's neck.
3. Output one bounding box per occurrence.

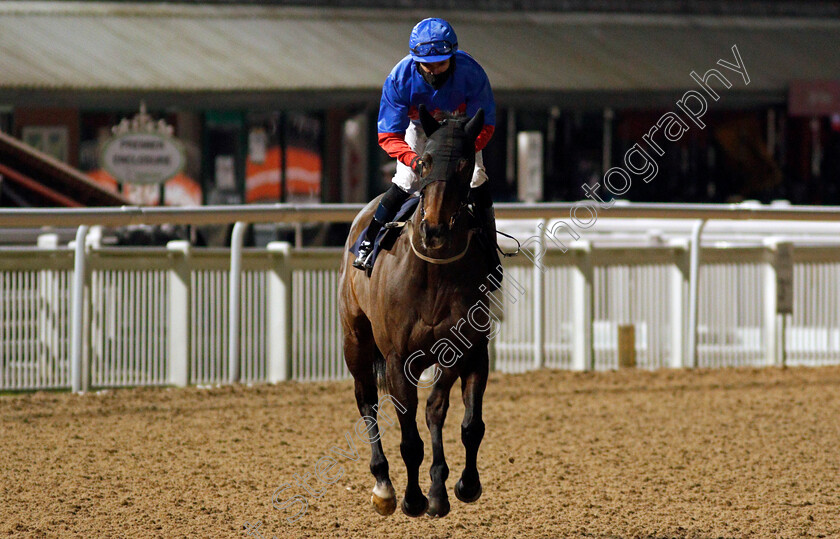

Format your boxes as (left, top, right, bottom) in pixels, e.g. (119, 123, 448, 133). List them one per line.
(396, 214, 481, 320)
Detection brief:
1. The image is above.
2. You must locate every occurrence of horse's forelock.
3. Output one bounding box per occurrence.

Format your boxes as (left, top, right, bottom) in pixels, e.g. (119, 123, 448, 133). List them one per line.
(427, 114, 470, 149)
(432, 112, 469, 131)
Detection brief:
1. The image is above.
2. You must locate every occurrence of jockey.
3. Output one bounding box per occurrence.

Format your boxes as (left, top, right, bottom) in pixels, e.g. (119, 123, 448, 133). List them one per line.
(353, 17, 502, 281)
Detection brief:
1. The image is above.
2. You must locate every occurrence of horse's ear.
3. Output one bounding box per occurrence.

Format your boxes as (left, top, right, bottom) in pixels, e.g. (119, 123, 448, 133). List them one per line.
(465, 109, 485, 142)
(418, 105, 439, 137)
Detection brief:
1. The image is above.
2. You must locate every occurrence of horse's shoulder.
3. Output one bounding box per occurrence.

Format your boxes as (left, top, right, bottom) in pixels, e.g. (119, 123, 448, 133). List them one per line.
(350, 194, 384, 232)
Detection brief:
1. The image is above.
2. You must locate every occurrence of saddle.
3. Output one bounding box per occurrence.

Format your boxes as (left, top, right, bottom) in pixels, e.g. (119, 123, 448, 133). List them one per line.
(349, 197, 421, 274)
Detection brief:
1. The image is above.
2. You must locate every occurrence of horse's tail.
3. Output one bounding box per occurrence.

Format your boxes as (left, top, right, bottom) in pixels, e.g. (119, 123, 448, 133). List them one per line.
(373, 348, 387, 391)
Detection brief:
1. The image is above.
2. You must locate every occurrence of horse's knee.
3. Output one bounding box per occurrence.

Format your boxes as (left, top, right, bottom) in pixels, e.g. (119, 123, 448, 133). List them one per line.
(425, 399, 448, 428)
(400, 438, 424, 465)
(461, 419, 485, 448)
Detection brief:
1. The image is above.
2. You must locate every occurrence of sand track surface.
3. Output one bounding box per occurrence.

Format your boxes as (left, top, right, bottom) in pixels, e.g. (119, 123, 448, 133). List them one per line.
(2, 366, 839, 538)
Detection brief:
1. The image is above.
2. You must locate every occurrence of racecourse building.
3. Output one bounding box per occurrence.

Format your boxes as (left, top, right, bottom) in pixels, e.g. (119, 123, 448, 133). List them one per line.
(0, 0, 839, 214)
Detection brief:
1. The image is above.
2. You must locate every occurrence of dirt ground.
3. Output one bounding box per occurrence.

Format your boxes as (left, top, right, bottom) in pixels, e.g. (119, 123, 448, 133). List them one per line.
(2, 366, 839, 539)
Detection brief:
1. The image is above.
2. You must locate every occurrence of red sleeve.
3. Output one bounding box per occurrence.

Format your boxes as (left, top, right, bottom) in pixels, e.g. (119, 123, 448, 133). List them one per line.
(475, 125, 495, 153)
(379, 126, 495, 164)
(378, 132, 418, 167)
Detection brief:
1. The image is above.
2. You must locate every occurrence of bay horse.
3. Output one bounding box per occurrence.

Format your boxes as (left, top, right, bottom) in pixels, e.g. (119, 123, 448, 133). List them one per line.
(338, 106, 493, 518)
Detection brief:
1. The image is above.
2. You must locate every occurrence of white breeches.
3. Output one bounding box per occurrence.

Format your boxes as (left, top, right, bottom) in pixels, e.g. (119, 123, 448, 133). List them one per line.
(390, 122, 488, 193)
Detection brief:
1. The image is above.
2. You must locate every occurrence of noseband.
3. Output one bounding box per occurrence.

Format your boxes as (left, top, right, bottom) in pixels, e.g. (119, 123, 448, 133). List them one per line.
(387, 218, 476, 265)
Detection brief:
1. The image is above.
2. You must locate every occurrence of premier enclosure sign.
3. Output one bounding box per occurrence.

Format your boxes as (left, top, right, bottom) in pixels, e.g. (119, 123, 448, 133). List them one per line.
(101, 132, 185, 185)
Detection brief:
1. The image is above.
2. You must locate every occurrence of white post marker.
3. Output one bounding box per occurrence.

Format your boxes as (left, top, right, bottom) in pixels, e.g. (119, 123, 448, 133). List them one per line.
(763, 238, 793, 367)
(229, 221, 247, 384)
(167, 240, 191, 386)
(571, 241, 594, 371)
(668, 238, 690, 368)
(533, 219, 546, 370)
(70, 225, 89, 393)
(687, 219, 707, 368)
(267, 241, 293, 382)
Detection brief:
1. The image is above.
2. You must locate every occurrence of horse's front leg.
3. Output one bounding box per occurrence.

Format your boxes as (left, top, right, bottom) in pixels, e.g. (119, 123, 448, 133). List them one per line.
(352, 376, 397, 516)
(425, 365, 458, 517)
(455, 349, 489, 504)
(342, 320, 396, 516)
(386, 356, 428, 517)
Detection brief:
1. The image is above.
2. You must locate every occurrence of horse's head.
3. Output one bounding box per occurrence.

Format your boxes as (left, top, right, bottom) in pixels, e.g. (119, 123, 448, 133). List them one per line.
(415, 104, 485, 250)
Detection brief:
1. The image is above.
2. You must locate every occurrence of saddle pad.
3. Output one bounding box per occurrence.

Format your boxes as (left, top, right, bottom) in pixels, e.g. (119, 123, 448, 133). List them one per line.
(349, 196, 421, 271)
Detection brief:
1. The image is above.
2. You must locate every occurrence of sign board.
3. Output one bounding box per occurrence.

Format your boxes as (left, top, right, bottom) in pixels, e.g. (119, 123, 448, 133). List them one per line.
(789, 80, 840, 117)
(215, 155, 236, 190)
(22, 126, 69, 162)
(517, 131, 543, 203)
(101, 132, 185, 185)
(248, 128, 267, 164)
(340, 113, 369, 203)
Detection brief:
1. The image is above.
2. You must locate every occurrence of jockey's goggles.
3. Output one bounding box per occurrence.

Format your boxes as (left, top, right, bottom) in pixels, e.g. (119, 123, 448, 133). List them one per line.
(411, 40, 457, 59)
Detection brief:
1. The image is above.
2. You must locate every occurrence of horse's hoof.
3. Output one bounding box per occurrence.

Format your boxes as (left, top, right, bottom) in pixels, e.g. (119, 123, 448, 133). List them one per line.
(401, 495, 429, 517)
(426, 497, 450, 518)
(454, 479, 482, 503)
(371, 493, 397, 516)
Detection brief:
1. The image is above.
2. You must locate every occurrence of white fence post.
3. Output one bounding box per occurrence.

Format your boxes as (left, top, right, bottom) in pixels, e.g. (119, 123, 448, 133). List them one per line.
(167, 240, 191, 387)
(668, 238, 690, 368)
(533, 220, 546, 370)
(763, 238, 793, 367)
(687, 219, 707, 368)
(267, 242, 293, 382)
(571, 241, 593, 371)
(70, 225, 89, 393)
(228, 222, 247, 384)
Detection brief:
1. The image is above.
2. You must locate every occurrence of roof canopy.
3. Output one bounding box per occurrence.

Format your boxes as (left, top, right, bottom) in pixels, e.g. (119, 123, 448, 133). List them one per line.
(0, 3, 839, 108)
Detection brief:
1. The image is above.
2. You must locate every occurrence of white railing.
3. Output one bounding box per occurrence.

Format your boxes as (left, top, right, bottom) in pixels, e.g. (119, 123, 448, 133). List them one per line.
(2, 201, 840, 391)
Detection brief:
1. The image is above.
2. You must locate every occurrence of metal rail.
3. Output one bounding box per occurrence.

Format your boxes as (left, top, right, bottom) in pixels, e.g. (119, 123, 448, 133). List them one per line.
(3, 201, 840, 228)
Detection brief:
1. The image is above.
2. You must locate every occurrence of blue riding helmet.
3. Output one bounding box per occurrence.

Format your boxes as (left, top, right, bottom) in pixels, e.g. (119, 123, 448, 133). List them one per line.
(409, 18, 458, 63)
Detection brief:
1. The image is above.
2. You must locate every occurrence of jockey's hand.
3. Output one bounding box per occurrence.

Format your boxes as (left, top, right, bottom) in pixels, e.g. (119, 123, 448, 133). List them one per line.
(409, 155, 427, 177)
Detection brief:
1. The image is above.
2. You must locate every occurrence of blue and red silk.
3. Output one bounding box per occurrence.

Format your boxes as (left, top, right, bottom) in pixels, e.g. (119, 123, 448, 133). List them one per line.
(377, 50, 496, 167)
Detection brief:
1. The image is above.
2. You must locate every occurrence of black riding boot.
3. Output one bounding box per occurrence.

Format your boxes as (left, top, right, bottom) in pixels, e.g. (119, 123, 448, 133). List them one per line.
(470, 183, 503, 290)
(353, 184, 410, 271)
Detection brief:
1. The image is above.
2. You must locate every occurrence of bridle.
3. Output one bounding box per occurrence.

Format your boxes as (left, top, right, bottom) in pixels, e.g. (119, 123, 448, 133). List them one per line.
(407, 179, 473, 265)
(412, 186, 520, 263)
(418, 188, 468, 229)
(406, 115, 479, 265)
(401, 220, 476, 265)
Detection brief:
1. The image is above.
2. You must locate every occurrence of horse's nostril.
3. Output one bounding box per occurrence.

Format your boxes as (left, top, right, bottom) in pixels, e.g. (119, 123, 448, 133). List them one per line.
(419, 222, 448, 248)
(427, 225, 444, 239)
